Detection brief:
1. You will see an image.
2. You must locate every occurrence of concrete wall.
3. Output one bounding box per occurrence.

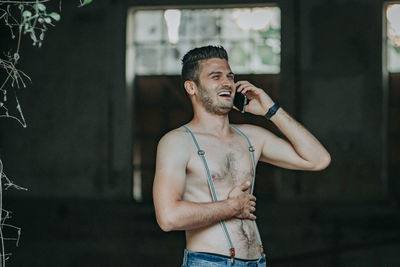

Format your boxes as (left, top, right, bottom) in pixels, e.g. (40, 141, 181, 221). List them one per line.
(288, 0, 384, 200)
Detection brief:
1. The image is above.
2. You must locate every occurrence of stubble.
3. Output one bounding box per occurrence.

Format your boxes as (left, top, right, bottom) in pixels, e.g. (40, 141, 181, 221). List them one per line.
(197, 84, 233, 115)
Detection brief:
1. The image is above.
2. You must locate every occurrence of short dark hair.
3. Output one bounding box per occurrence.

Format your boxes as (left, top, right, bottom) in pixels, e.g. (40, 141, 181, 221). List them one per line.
(181, 45, 228, 86)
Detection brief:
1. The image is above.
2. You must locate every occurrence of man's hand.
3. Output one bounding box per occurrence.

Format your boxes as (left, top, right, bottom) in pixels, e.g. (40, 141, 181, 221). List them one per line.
(235, 81, 274, 116)
(228, 180, 257, 220)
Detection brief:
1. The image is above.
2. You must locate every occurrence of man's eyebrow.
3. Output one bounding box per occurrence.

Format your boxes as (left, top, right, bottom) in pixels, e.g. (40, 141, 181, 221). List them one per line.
(208, 71, 235, 76)
(208, 71, 222, 76)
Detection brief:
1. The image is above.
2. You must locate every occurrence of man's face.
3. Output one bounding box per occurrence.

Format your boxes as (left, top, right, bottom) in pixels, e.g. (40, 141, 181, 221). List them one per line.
(195, 58, 235, 115)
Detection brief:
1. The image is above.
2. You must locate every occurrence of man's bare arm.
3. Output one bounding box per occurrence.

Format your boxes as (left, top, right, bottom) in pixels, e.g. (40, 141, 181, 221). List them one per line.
(236, 81, 331, 171)
(153, 130, 256, 232)
(265, 108, 330, 170)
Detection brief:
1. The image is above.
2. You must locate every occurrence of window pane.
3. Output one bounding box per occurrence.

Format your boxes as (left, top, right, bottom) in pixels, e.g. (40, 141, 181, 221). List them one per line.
(387, 4, 400, 73)
(128, 6, 281, 75)
(134, 10, 164, 43)
(135, 44, 162, 75)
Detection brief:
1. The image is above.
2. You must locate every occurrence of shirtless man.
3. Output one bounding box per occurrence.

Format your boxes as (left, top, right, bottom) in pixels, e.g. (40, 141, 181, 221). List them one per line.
(153, 46, 330, 266)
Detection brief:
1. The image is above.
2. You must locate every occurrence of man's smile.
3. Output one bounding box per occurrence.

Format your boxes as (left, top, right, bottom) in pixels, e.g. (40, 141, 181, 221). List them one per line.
(217, 89, 233, 98)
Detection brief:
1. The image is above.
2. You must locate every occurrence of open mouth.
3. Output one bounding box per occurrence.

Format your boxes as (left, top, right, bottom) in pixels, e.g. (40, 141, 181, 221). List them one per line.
(217, 91, 232, 98)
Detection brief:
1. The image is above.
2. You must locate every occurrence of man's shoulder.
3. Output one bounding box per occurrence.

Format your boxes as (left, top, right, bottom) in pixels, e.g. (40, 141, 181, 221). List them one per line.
(157, 126, 192, 162)
(158, 126, 190, 146)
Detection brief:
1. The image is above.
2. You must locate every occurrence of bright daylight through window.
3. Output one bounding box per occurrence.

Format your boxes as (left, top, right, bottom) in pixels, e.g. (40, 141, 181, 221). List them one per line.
(126, 7, 281, 76)
(387, 4, 400, 72)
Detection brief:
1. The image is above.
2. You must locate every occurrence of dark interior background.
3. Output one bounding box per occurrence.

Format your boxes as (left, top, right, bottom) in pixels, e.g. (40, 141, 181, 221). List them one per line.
(0, 0, 399, 266)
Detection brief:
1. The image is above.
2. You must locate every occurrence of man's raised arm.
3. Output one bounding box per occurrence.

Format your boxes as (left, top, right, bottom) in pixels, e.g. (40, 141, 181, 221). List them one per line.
(152, 130, 256, 232)
(236, 81, 331, 171)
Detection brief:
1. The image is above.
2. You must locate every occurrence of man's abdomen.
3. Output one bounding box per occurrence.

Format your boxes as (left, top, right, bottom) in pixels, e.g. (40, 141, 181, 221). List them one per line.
(185, 218, 260, 260)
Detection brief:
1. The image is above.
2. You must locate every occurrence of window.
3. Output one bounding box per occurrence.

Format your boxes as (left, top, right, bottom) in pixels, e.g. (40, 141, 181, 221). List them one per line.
(387, 3, 400, 72)
(127, 7, 281, 75)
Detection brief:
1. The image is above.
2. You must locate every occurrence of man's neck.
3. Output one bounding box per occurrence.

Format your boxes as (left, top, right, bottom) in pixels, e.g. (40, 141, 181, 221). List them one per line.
(189, 110, 232, 137)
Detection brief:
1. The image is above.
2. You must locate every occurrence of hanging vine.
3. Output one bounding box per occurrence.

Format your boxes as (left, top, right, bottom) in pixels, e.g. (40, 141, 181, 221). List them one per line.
(0, 0, 92, 265)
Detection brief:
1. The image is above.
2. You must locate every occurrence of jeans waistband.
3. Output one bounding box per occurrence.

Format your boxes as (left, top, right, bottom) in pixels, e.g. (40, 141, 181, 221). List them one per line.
(182, 249, 266, 267)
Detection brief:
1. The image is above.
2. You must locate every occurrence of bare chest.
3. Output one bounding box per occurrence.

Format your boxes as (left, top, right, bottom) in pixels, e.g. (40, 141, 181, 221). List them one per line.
(184, 136, 255, 200)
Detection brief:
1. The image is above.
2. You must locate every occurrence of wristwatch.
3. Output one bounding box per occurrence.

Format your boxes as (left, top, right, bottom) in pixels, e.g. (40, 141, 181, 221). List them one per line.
(264, 102, 280, 120)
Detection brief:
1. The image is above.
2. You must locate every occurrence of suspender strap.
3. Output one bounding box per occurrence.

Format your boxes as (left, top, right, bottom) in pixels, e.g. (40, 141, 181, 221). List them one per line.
(230, 125, 265, 256)
(182, 125, 236, 263)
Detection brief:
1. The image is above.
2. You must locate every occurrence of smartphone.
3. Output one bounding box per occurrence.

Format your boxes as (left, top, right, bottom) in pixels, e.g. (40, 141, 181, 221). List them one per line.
(233, 92, 248, 113)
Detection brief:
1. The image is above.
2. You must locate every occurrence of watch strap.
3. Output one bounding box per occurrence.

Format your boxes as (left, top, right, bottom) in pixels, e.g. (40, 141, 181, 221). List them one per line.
(264, 102, 280, 120)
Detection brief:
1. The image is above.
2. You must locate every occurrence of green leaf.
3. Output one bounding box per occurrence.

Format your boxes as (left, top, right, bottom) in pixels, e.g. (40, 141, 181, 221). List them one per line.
(22, 10, 31, 18)
(49, 12, 61, 21)
(34, 3, 46, 11)
(79, 0, 93, 7)
(44, 17, 51, 24)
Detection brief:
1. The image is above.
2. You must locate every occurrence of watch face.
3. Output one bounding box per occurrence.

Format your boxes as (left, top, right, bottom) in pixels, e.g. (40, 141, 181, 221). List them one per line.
(233, 92, 247, 113)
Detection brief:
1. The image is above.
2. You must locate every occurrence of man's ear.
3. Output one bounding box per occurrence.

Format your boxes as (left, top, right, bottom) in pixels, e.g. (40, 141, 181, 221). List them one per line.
(184, 81, 196, 96)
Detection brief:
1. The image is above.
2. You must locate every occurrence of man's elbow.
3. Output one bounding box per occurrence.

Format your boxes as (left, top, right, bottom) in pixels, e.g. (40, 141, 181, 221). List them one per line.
(313, 153, 331, 171)
(158, 219, 174, 232)
(156, 212, 177, 232)
(158, 223, 173, 232)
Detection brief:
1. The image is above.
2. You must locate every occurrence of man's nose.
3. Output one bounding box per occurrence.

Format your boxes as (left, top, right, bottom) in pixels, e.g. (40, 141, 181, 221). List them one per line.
(221, 76, 234, 88)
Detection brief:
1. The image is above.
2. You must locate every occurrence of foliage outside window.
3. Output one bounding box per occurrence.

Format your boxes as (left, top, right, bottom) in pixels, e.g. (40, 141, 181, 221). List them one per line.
(127, 7, 281, 75)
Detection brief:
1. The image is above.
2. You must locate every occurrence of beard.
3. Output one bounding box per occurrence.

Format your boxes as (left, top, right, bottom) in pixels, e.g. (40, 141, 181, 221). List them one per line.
(197, 83, 233, 115)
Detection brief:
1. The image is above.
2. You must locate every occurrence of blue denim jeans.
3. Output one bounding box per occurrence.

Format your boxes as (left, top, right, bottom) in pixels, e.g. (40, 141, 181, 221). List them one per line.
(181, 249, 267, 267)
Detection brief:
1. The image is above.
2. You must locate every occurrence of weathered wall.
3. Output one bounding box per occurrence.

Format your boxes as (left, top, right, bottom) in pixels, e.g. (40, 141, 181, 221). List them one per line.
(286, 0, 384, 200)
